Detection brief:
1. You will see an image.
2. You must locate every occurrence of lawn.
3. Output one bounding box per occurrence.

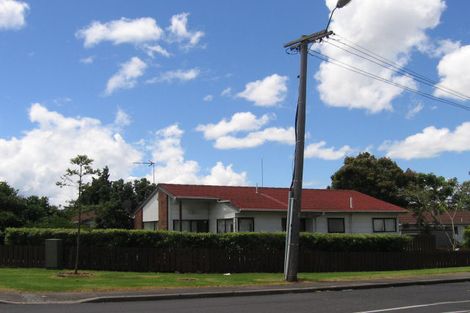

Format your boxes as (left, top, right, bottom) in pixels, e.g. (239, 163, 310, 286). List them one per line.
(0, 267, 469, 292)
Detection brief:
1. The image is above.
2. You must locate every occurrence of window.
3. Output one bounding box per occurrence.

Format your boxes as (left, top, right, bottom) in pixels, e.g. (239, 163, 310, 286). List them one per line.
(372, 218, 397, 233)
(281, 218, 307, 232)
(327, 218, 345, 233)
(143, 221, 158, 231)
(173, 220, 209, 233)
(217, 219, 234, 233)
(238, 218, 254, 232)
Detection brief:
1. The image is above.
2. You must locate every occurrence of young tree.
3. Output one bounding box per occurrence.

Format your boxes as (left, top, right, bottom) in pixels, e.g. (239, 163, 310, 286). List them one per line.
(402, 174, 468, 250)
(56, 155, 98, 274)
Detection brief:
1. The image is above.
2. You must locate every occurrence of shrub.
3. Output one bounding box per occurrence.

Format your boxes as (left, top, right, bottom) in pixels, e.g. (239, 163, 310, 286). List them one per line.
(464, 227, 470, 248)
(4, 228, 411, 252)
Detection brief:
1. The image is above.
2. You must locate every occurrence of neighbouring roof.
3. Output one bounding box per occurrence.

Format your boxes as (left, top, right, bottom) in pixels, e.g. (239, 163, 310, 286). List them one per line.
(71, 210, 96, 223)
(400, 211, 470, 226)
(156, 183, 407, 213)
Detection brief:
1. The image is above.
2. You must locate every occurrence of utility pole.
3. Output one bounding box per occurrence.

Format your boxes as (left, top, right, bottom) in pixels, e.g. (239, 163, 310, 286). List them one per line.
(283, 0, 352, 282)
(283, 30, 331, 282)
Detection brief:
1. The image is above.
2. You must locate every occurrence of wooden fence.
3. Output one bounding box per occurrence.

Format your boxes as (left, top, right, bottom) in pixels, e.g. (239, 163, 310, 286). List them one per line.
(0, 245, 44, 268)
(2, 245, 470, 273)
(404, 235, 436, 252)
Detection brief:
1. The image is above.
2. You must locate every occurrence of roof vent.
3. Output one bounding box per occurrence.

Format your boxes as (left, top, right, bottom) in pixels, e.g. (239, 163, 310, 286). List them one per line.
(349, 196, 353, 209)
(256, 183, 258, 194)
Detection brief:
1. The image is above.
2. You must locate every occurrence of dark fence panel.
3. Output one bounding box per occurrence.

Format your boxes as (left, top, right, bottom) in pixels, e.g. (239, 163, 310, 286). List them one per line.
(60, 247, 470, 273)
(2, 245, 470, 273)
(0, 245, 44, 268)
(405, 235, 436, 252)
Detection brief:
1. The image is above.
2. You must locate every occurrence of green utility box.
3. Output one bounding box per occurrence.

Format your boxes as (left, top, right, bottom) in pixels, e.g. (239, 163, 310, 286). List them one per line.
(45, 239, 63, 269)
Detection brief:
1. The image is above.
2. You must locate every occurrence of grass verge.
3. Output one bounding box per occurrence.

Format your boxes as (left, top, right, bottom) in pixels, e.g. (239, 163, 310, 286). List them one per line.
(0, 267, 469, 292)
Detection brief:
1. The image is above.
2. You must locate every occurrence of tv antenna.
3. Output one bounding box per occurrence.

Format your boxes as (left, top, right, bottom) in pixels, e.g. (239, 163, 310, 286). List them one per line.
(133, 160, 156, 184)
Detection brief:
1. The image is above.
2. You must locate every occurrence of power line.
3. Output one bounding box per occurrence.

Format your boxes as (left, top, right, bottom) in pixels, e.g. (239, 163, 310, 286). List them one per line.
(308, 49, 470, 112)
(328, 34, 470, 102)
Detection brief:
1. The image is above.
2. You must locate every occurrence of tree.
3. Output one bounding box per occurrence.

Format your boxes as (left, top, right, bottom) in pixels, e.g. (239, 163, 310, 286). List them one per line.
(0, 182, 25, 231)
(78, 168, 156, 229)
(57, 155, 98, 274)
(331, 153, 414, 206)
(401, 173, 469, 250)
(0, 182, 64, 231)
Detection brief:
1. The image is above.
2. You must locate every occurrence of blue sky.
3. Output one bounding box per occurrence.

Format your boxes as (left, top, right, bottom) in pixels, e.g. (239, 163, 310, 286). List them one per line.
(0, 0, 469, 205)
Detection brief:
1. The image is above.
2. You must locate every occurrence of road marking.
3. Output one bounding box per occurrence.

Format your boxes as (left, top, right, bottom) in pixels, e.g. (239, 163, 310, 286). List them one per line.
(353, 299, 470, 313)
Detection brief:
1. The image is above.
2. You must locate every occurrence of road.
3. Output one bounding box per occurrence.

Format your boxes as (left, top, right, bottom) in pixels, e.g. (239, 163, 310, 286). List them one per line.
(2, 282, 470, 313)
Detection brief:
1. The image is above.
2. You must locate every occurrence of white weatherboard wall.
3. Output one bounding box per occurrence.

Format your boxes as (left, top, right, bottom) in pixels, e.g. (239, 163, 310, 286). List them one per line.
(209, 202, 237, 233)
(236, 212, 285, 232)
(142, 192, 159, 222)
(168, 198, 211, 230)
(315, 213, 400, 234)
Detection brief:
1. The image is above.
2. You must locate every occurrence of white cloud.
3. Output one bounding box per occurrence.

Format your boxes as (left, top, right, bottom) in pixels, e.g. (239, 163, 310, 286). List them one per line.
(434, 45, 470, 100)
(143, 44, 170, 58)
(422, 39, 461, 58)
(221, 87, 232, 97)
(237, 74, 288, 107)
(203, 95, 213, 102)
(105, 57, 147, 95)
(80, 56, 94, 64)
(0, 0, 29, 30)
(76, 17, 163, 47)
(114, 108, 131, 127)
(214, 127, 295, 149)
(0, 104, 141, 205)
(150, 124, 247, 185)
(405, 102, 424, 119)
(380, 122, 470, 160)
(147, 68, 200, 84)
(167, 12, 204, 47)
(202, 162, 247, 186)
(304, 141, 353, 160)
(196, 112, 272, 140)
(316, 0, 446, 113)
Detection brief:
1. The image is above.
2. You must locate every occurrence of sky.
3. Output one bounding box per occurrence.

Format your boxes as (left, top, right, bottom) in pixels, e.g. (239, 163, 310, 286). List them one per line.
(0, 0, 469, 206)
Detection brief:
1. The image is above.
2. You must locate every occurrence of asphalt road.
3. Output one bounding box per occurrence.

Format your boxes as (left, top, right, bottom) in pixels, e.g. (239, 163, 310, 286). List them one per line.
(2, 282, 470, 313)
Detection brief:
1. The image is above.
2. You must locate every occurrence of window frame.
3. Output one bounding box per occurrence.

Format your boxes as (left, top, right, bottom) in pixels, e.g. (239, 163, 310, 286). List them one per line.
(237, 217, 255, 232)
(281, 218, 307, 232)
(143, 221, 158, 231)
(372, 218, 397, 233)
(327, 218, 345, 233)
(217, 218, 234, 233)
(173, 219, 209, 233)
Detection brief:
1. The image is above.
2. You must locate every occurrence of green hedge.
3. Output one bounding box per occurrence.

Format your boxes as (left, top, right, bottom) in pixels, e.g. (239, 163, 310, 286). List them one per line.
(4, 228, 411, 252)
(464, 227, 470, 248)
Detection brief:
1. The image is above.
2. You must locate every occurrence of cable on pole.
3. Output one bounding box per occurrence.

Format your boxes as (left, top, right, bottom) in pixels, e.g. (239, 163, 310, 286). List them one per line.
(308, 49, 470, 112)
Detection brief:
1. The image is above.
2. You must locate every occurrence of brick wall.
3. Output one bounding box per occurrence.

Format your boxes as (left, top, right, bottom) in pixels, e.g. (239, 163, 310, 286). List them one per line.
(158, 192, 169, 230)
(133, 208, 143, 229)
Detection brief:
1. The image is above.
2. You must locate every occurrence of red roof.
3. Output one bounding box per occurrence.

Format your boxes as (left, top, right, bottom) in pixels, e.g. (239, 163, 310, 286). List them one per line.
(400, 211, 470, 225)
(158, 184, 407, 213)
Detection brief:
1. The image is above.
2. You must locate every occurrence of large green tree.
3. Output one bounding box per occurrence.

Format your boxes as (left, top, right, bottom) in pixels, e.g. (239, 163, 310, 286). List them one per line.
(330, 152, 414, 206)
(0, 182, 68, 233)
(78, 167, 155, 229)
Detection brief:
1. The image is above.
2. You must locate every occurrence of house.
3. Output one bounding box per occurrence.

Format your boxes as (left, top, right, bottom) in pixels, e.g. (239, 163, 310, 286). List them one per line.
(400, 211, 470, 248)
(133, 183, 407, 234)
(71, 210, 97, 228)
